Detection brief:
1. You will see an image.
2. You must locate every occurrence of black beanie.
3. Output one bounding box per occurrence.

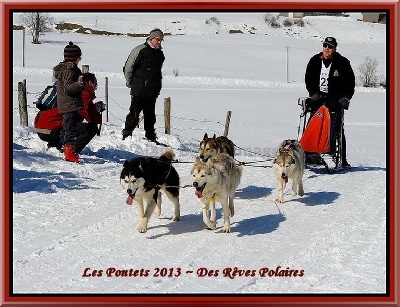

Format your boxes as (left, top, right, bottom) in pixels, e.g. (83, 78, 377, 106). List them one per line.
(64, 41, 82, 60)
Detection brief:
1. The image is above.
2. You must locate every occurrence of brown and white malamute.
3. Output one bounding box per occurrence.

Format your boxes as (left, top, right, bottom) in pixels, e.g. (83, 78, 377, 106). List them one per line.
(199, 133, 235, 162)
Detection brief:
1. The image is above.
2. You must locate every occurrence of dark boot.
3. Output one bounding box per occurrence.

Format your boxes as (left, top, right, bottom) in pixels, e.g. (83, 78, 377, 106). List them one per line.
(341, 133, 351, 169)
(63, 144, 80, 163)
(122, 129, 132, 140)
(145, 130, 157, 142)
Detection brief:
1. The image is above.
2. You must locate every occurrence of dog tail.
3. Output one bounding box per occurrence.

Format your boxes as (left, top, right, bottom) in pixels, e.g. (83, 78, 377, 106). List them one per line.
(159, 150, 175, 163)
(235, 164, 243, 188)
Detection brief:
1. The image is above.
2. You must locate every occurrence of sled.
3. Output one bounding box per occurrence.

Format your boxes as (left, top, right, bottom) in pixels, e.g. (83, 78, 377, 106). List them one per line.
(297, 97, 345, 174)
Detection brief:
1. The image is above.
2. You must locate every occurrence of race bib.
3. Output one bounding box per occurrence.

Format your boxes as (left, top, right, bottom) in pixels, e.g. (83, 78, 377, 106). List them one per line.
(319, 63, 331, 94)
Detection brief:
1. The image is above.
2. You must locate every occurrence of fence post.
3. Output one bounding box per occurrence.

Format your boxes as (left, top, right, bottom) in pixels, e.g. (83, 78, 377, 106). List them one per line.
(105, 76, 109, 122)
(18, 80, 28, 127)
(82, 65, 90, 73)
(223, 110, 232, 137)
(164, 97, 171, 135)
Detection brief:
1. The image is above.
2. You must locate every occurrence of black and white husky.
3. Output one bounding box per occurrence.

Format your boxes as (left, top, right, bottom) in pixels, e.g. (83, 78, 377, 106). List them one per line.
(273, 140, 305, 203)
(120, 150, 180, 233)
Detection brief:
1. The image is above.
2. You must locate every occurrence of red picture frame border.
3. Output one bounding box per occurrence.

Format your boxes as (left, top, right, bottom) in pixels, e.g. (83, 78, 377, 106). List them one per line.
(1, 1, 398, 306)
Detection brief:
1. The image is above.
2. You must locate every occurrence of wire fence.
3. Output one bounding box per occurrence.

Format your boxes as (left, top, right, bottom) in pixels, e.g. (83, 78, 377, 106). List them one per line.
(14, 80, 229, 136)
(14, 79, 278, 166)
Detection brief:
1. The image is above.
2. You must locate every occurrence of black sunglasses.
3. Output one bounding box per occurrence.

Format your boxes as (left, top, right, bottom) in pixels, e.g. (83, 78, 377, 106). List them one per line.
(323, 43, 335, 49)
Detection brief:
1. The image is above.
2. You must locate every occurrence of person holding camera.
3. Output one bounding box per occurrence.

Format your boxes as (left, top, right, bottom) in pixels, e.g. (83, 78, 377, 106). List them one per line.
(304, 37, 355, 169)
(34, 72, 105, 157)
(54, 41, 85, 163)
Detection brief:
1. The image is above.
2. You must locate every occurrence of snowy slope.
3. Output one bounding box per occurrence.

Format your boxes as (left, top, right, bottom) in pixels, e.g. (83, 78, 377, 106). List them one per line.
(10, 12, 387, 296)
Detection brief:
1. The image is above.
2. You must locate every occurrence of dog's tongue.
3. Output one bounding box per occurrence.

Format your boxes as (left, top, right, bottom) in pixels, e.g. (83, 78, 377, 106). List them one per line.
(126, 195, 133, 205)
(284, 176, 288, 184)
(195, 190, 203, 198)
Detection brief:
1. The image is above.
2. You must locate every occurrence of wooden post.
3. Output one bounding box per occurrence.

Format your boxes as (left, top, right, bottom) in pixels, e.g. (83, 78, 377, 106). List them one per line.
(164, 97, 171, 134)
(223, 110, 232, 137)
(105, 77, 109, 122)
(82, 65, 89, 73)
(18, 80, 28, 127)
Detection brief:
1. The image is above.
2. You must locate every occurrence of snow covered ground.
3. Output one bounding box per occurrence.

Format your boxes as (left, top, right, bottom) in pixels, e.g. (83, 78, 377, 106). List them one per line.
(9, 11, 390, 300)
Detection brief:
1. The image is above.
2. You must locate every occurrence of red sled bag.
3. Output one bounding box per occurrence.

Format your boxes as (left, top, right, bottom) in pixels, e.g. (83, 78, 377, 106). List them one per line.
(299, 105, 330, 153)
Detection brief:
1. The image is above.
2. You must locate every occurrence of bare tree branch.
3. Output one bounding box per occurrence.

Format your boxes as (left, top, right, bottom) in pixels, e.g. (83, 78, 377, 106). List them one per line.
(358, 56, 379, 87)
(20, 12, 55, 44)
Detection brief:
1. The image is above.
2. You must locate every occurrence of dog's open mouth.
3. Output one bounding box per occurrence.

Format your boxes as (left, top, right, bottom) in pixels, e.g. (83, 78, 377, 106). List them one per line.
(281, 174, 288, 184)
(194, 183, 206, 198)
(125, 189, 137, 205)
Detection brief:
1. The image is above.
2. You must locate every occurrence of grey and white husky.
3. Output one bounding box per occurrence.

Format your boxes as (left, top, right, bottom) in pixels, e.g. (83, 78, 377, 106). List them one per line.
(190, 153, 243, 233)
(273, 140, 305, 203)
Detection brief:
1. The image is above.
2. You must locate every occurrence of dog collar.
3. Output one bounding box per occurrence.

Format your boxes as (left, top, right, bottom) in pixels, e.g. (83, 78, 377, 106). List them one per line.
(206, 193, 217, 202)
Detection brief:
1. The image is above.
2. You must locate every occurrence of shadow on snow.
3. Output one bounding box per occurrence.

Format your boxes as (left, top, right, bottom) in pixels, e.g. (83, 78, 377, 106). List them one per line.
(146, 208, 286, 239)
(235, 185, 272, 199)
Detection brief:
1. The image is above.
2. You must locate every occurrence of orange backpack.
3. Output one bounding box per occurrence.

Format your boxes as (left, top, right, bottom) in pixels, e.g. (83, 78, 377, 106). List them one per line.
(299, 106, 330, 153)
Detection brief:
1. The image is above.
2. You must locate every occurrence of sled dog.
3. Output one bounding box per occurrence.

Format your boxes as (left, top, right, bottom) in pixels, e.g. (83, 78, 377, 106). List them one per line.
(120, 150, 180, 233)
(273, 140, 305, 203)
(190, 153, 243, 233)
(199, 133, 235, 162)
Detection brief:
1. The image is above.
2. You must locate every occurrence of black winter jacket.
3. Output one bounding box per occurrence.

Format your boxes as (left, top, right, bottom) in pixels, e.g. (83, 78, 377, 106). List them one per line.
(305, 52, 355, 102)
(123, 42, 165, 99)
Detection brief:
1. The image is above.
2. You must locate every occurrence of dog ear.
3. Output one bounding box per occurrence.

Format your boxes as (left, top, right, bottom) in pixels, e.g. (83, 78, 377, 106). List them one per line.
(203, 133, 208, 140)
(206, 158, 214, 167)
(138, 158, 149, 174)
(195, 156, 204, 167)
(212, 134, 216, 140)
(123, 160, 129, 167)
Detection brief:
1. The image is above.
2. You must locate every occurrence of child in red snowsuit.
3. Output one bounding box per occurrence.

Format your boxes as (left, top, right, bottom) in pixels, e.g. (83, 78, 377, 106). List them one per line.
(34, 72, 104, 155)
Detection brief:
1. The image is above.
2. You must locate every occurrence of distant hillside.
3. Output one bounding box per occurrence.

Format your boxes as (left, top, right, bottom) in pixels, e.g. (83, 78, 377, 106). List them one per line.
(13, 12, 385, 44)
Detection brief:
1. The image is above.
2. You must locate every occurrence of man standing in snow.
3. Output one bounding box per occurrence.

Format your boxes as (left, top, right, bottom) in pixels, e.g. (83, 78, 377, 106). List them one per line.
(304, 36, 355, 169)
(53, 41, 84, 163)
(122, 28, 165, 143)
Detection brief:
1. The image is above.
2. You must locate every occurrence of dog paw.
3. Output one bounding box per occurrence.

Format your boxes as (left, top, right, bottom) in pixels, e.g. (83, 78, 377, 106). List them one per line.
(205, 221, 216, 230)
(277, 198, 284, 203)
(154, 207, 161, 217)
(291, 191, 297, 197)
(221, 225, 231, 233)
(172, 216, 180, 222)
(137, 222, 148, 233)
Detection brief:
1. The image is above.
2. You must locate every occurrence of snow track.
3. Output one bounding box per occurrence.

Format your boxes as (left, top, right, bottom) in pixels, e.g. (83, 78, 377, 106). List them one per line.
(12, 123, 387, 294)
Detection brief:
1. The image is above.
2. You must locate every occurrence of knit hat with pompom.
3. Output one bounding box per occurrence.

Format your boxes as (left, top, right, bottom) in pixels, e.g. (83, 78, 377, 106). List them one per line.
(64, 41, 82, 60)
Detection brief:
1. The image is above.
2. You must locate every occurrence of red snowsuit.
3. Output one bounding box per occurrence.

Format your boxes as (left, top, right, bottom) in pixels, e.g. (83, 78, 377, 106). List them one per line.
(34, 83, 102, 153)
